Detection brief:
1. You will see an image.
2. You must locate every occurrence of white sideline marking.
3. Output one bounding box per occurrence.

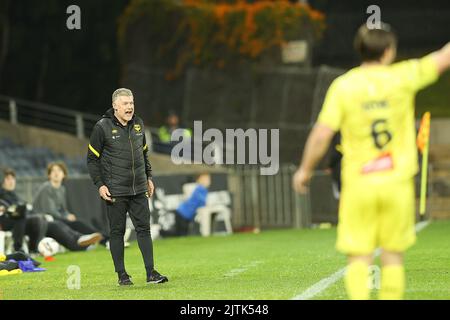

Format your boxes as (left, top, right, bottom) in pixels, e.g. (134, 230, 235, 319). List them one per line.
(292, 267, 346, 300)
(415, 220, 430, 233)
(292, 221, 431, 300)
(224, 261, 263, 278)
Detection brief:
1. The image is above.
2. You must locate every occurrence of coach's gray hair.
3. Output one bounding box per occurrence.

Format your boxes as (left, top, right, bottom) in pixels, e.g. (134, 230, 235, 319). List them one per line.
(112, 88, 133, 104)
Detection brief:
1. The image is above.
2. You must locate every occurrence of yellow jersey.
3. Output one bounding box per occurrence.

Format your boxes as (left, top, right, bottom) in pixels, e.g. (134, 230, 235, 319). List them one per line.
(318, 55, 439, 184)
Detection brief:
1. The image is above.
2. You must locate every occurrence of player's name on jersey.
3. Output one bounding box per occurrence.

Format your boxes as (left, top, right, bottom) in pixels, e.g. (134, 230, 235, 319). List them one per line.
(363, 100, 388, 110)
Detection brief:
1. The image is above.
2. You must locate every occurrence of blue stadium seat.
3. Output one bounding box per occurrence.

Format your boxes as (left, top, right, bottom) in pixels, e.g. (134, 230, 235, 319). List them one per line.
(0, 140, 84, 177)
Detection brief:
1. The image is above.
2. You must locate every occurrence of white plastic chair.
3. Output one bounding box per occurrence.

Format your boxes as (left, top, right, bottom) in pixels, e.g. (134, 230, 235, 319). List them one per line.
(0, 231, 13, 255)
(0, 230, 6, 255)
(182, 183, 233, 237)
(195, 205, 233, 237)
(0, 231, 30, 254)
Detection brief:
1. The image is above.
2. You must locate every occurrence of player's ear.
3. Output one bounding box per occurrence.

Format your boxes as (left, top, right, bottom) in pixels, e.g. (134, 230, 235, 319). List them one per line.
(385, 45, 396, 64)
(389, 46, 397, 62)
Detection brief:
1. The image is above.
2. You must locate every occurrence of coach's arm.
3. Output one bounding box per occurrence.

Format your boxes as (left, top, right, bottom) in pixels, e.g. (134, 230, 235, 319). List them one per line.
(142, 128, 154, 197)
(87, 125, 111, 201)
(293, 124, 336, 194)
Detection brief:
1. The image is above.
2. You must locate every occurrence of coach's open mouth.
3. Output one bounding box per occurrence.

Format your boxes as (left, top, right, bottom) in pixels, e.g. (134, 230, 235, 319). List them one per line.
(125, 110, 133, 115)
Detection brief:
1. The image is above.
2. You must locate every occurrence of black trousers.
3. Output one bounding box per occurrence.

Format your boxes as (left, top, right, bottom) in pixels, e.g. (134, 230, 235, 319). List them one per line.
(0, 214, 50, 252)
(174, 212, 190, 236)
(1, 213, 88, 252)
(25, 215, 48, 252)
(160, 211, 190, 237)
(56, 218, 109, 245)
(106, 193, 154, 275)
(0, 215, 27, 251)
(46, 220, 87, 251)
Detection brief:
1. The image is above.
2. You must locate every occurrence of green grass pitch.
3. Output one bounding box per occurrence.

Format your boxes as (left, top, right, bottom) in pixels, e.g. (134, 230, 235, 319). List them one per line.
(1, 220, 449, 300)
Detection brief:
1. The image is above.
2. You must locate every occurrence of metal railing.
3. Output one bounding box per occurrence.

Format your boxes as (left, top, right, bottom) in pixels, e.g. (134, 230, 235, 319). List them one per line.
(0, 95, 99, 139)
(228, 164, 312, 229)
(15, 166, 316, 230)
(0, 95, 264, 166)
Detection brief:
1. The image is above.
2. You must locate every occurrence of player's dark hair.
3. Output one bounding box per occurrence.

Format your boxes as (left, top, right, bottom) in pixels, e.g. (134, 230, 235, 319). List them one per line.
(354, 23, 397, 62)
(2, 167, 16, 180)
(47, 161, 68, 179)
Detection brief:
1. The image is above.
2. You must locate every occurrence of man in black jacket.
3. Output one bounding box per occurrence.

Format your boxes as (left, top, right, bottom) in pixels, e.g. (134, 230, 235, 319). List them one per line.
(87, 88, 167, 286)
(0, 168, 42, 253)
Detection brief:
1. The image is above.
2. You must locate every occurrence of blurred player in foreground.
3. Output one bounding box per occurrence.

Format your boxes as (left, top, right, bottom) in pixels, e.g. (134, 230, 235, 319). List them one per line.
(293, 23, 450, 299)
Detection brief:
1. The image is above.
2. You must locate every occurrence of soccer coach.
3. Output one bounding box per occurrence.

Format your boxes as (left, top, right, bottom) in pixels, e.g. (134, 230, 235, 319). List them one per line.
(87, 88, 168, 286)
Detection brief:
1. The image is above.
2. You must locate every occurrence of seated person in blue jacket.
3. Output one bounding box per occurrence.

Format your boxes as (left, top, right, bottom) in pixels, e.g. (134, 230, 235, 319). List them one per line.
(33, 162, 108, 246)
(162, 173, 211, 237)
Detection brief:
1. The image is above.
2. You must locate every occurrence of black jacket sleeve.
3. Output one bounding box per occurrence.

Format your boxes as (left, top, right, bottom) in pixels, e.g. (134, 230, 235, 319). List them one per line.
(142, 128, 153, 180)
(87, 124, 105, 189)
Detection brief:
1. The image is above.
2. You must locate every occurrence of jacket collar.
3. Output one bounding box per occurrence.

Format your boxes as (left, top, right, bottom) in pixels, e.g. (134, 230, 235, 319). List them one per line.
(103, 108, 135, 128)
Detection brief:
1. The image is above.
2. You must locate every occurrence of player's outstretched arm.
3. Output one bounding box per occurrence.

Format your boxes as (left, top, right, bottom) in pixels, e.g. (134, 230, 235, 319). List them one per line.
(431, 42, 450, 75)
(293, 124, 336, 194)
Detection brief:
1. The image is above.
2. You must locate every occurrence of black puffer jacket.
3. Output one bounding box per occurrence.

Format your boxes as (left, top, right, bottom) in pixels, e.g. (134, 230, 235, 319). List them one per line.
(87, 108, 152, 197)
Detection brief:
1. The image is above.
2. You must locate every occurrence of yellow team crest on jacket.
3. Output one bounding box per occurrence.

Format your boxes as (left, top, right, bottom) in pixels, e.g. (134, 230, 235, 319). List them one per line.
(134, 124, 141, 132)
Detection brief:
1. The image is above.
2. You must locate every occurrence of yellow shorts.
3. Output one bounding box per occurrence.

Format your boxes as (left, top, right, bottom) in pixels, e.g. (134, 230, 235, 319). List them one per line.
(336, 178, 416, 256)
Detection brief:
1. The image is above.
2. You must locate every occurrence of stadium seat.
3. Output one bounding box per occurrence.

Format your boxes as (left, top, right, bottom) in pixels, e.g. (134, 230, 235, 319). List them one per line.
(0, 139, 86, 178)
(182, 183, 233, 237)
(0, 231, 12, 255)
(0, 231, 5, 254)
(0, 231, 29, 255)
(195, 205, 233, 237)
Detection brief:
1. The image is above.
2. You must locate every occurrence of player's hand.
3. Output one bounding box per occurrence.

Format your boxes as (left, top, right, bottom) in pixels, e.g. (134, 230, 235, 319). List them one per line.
(99, 185, 112, 201)
(147, 179, 155, 197)
(67, 213, 77, 221)
(292, 168, 312, 194)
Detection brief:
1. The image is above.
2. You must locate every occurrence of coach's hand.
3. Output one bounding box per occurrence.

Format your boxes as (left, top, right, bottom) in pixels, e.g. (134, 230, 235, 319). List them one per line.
(147, 179, 155, 197)
(99, 185, 112, 201)
(292, 168, 311, 194)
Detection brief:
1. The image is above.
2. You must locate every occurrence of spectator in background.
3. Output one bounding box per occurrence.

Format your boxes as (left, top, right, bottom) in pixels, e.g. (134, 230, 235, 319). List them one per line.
(157, 110, 191, 144)
(161, 173, 211, 237)
(0, 167, 100, 254)
(33, 162, 108, 246)
(0, 168, 46, 253)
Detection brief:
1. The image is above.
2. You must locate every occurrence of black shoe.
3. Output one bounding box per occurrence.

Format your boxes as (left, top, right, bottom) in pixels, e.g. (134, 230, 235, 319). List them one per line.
(146, 269, 168, 284)
(118, 272, 133, 286)
(7, 251, 41, 267)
